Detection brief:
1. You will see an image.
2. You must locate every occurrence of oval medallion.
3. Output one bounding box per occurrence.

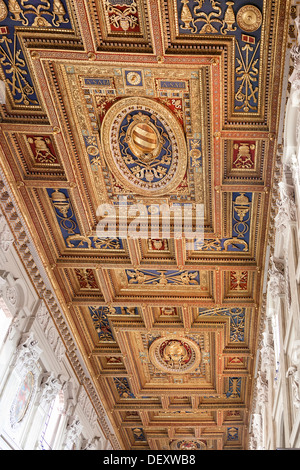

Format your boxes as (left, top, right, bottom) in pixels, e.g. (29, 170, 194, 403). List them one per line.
(101, 97, 187, 196)
(237, 5, 262, 32)
(10, 371, 35, 427)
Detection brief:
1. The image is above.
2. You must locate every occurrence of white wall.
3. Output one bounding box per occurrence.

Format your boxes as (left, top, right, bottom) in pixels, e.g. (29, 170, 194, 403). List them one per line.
(0, 204, 113, 450)
(250, 12, 300, 449)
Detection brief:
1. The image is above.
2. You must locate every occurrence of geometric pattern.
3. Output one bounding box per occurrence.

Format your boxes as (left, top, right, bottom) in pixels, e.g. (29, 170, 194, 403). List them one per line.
(0, 0, 290, 450)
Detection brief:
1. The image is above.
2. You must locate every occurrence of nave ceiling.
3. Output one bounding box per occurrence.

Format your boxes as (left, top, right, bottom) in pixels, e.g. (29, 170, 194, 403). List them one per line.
(0, 0, 292, 450)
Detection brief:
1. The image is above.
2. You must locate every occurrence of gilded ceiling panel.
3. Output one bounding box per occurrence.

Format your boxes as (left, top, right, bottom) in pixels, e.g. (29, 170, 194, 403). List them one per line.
(0, 0, 291, 450)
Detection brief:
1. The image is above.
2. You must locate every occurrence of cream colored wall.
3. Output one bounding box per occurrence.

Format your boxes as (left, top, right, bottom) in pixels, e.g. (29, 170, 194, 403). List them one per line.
(0, 201, 114, 450)
(250, 9, 300, 450)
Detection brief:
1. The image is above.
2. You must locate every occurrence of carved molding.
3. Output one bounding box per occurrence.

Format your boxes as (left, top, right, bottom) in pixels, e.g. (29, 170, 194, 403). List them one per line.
(286, 339, 300, 409)
(286, 365, 300, 409)
(256, 371, 268, 405)
(260, 329, 275, 374)
(0, 174, 118, 449)
(251, 13, 300, 448)
(267, 256, 286, 298)
(249, 413, 263, 450)
(6, 286, 18, 306)
(274, 181, 297, 234)
(0, 212, 14, 253)
(36, 300, 66, 363)
(7, 310, 27, 341)
(0, 271, 26, 313)
(38, 372, 62, 408)
(63, 416, 83, 449)
(78, 386, 99, 431)
(12, 332, 42, 374)
(288, 153, 300, 187)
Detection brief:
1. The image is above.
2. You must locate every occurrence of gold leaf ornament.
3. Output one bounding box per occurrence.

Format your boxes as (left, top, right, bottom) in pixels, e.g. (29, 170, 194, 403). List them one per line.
(8, 0, 68, 27)
(180, 0, 193, 29)
(0, 0, 8, 22)
(8, 0, 24, 23)
(237, 5, 262, 32)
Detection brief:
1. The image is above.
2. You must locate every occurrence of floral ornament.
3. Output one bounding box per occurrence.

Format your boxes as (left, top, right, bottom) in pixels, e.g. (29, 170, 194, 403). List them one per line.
(89, 306, 115, 342)
(113, 377, 135, 398)
(199, 307, 245, 343)
(126, 269, 200, 286)
(180, 0, 236, 35)
(8, 0, 69, 28)
(0, 33, 38, 106)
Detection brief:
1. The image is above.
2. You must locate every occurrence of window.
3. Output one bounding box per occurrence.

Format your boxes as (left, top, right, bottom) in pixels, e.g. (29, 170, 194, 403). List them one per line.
(39, 390, 65, 450)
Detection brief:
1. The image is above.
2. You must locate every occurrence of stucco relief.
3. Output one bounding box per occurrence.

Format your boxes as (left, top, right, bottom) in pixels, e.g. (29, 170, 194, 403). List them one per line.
(267, 256, 286, 298)
(274, 182, 297, 234)
(0, 213, 14, 253)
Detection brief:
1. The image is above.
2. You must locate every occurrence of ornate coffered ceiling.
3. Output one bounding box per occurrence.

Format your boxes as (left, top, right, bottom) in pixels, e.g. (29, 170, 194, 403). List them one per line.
(0, 0, 291, 450)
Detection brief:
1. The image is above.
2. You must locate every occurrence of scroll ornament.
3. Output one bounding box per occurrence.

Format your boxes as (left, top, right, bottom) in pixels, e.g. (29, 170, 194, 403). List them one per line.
(12, 332, 42, 373)
(267, 256, 286, 298)
(38, 373, 62, 408)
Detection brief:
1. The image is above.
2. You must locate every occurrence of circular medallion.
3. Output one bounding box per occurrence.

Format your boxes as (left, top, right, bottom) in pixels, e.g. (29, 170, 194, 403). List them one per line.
(101, 97, 187, 196)
(149, 336, 201, 373)
(87, 145, 99, 156)
(237, 5, 262, 32)
(170, 440, 206, 451)
(126, 71, 142, 86)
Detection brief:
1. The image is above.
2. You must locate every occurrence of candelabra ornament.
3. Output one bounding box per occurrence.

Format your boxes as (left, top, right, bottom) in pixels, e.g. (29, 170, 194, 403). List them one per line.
(0, 0, 7, 21)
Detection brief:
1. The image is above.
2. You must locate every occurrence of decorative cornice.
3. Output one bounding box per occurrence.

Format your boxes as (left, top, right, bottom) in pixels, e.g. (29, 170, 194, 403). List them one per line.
(250, 10, 300, 448)
(0, 170, 121, 450)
